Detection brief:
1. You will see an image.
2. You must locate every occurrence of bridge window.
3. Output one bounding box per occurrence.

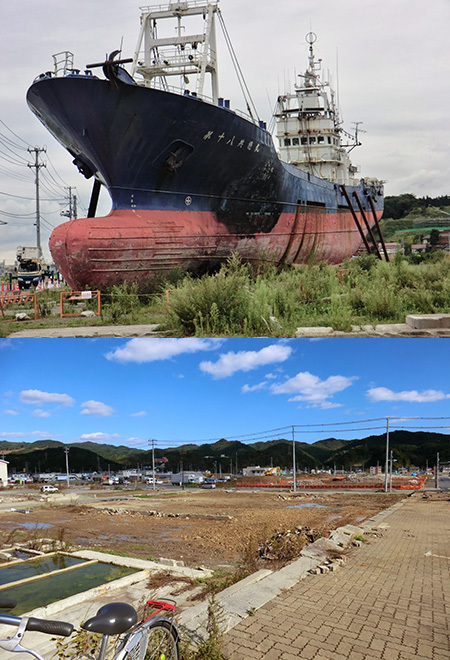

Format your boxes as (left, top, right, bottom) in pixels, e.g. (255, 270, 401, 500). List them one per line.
(318, 136, 324, 144)
(301, 137, 308, 145)
(309, 136, 316, 144)
(292, 137, 299, 145)
(284, 138, 291, 146)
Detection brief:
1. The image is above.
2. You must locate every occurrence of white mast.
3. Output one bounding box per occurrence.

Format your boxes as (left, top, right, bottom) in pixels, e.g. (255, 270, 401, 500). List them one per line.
(132, 1, 219, 102)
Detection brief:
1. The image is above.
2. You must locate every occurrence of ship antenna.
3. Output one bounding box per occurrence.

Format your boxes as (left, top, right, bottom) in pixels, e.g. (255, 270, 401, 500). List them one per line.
(336, 47, 340, 122)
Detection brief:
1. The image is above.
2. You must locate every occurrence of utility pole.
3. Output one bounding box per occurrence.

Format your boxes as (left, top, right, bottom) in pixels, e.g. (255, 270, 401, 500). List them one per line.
(62, 187, 78, 220)
(384, 417, 390, 493)
(64, 447, 70, 489)
(27, 147, 46, 255)
(148, 439, 156, 490)
(435, 452, 440, 490)
(389, 450, 393, 492)
(292, 425, 297, 492)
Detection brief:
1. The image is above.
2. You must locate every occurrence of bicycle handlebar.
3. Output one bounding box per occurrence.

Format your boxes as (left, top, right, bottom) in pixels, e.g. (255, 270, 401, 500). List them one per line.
(0, 613, 73, 637)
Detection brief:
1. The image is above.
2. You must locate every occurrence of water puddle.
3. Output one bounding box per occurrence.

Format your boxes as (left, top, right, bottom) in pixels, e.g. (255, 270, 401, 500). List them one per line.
(0, 554, 85, 587)
(2, 561, 137, 615)
(8, 522, 52, 530)
(286, 503, 326, 509)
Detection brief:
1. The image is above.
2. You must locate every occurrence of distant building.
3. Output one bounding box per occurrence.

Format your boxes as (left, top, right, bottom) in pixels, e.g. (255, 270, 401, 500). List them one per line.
(0, 460, 8, 487)
(370, 466, 382, 475)
(242, 466, 267, 477)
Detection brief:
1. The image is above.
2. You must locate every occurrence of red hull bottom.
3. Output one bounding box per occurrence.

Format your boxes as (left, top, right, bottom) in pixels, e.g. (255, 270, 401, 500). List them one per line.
(49, 208, 381, 290)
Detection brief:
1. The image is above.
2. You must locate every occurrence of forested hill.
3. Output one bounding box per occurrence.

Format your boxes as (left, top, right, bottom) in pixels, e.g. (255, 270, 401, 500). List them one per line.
(1, 431, 448, 474)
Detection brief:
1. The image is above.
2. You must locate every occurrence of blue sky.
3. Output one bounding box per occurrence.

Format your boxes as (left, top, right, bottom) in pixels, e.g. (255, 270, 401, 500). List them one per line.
(0, 338, 449, 449)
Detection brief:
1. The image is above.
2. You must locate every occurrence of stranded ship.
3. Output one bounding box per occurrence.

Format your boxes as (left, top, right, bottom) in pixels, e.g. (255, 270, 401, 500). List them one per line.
(26, 1, 385, 291)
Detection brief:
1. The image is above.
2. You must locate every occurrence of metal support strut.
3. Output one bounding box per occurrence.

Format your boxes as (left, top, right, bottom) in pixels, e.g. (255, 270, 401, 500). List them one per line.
(88, 179, 101, 218)
(340, 185, 375, 257)
(368, 196, 389, 262)
(351, 191, 382, 259)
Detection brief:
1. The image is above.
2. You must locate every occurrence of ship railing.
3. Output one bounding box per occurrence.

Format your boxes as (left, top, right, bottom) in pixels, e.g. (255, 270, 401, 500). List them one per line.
(52, 51, 74, 77)
(139, 1, 217, 14)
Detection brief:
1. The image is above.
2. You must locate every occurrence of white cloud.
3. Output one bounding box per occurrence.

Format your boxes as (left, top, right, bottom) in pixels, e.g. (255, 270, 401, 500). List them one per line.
(79, 432, 120, 442)
(367, 387, 450, 403)
(200, 344, 292, 379)
(4, 409, 18, 415)
(105, 338, 221, 363)
(131, 411, 147, 417)
(80, 400, 115, 416)
(271, 371, 356, 408)
(33, 409, 50, 418)
(242, 381, 267, 393)
(20, 389, 74, 407)
(126, 437, 147, 446)
(0, 431, 26, 437)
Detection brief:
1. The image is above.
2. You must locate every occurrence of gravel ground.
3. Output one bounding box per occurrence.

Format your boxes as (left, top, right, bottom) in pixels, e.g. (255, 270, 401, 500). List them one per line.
(0, 489, 403, 568)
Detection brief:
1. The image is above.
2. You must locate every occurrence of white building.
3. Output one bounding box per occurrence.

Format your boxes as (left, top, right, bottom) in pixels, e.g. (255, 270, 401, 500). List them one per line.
(0, 460, 8, 487)
(242, 466, 267, 477)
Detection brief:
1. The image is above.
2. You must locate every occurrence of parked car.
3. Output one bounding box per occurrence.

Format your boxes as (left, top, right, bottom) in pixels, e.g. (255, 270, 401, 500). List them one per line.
(41, 484, 58, 493)
(202, 478, 216, 489)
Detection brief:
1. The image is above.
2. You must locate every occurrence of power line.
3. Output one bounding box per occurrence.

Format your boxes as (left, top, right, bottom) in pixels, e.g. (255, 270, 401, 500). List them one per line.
(152, 416, 450, 447)
(0, 118, 32, 148)
(0, 190, 63, 202)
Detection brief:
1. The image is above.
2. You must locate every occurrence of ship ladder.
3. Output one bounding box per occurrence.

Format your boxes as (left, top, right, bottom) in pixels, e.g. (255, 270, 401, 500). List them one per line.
(340, 185, 381, 259)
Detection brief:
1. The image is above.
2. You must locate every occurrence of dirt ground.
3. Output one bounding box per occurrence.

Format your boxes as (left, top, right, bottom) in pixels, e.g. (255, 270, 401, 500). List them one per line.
(0, 489, 405, 569)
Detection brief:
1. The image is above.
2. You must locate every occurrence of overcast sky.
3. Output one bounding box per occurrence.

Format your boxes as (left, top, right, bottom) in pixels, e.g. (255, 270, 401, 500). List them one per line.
(1, 338, 449, 449)
(1, 0, 449, 263)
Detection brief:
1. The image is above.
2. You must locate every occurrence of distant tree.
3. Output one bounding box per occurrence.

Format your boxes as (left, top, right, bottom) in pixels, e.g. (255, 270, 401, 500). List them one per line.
(429, 229, 440, 248)
(384, 194, 418, 220)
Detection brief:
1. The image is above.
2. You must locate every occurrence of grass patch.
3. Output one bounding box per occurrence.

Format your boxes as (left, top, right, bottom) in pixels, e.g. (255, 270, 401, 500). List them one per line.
(2, 253, 449, 337)
(179, 593, 227, 660)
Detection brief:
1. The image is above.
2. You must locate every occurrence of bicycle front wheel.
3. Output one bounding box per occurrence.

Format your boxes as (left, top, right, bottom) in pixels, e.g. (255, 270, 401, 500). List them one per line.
(145, 620, 179, 660)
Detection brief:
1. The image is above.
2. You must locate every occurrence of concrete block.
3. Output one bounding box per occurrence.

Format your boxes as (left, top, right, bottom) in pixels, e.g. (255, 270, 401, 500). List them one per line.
(336, 524, 364, 538)
(406, 313, 450, 329)
(373, 323, 411, 334)
(295, 326, 333, 337)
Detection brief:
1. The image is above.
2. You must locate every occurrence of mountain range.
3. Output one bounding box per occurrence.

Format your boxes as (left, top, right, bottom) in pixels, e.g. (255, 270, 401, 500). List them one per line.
(1, 431, 448, 474)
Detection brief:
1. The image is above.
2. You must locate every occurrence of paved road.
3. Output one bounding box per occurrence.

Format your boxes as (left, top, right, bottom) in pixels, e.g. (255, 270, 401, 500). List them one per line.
(223, 494, 450, 660)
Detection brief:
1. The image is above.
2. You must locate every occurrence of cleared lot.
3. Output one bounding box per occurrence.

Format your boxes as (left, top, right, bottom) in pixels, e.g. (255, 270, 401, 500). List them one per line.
(0, 488, 404, 568)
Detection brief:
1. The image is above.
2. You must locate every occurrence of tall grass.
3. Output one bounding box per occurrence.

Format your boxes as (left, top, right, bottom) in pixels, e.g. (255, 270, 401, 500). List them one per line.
(163, 253, 450, 336)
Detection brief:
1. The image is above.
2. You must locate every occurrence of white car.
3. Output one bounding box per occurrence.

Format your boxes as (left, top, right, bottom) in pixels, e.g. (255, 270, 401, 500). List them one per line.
(41, 485, 59, 493)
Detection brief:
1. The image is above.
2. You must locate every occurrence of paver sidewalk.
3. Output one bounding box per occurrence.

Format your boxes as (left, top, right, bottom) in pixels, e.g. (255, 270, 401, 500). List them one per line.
(223, 496, 450, 660)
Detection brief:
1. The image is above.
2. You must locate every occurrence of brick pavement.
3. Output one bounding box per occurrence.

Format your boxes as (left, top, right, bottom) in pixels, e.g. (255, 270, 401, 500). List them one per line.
(223, 495, 450, 660)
